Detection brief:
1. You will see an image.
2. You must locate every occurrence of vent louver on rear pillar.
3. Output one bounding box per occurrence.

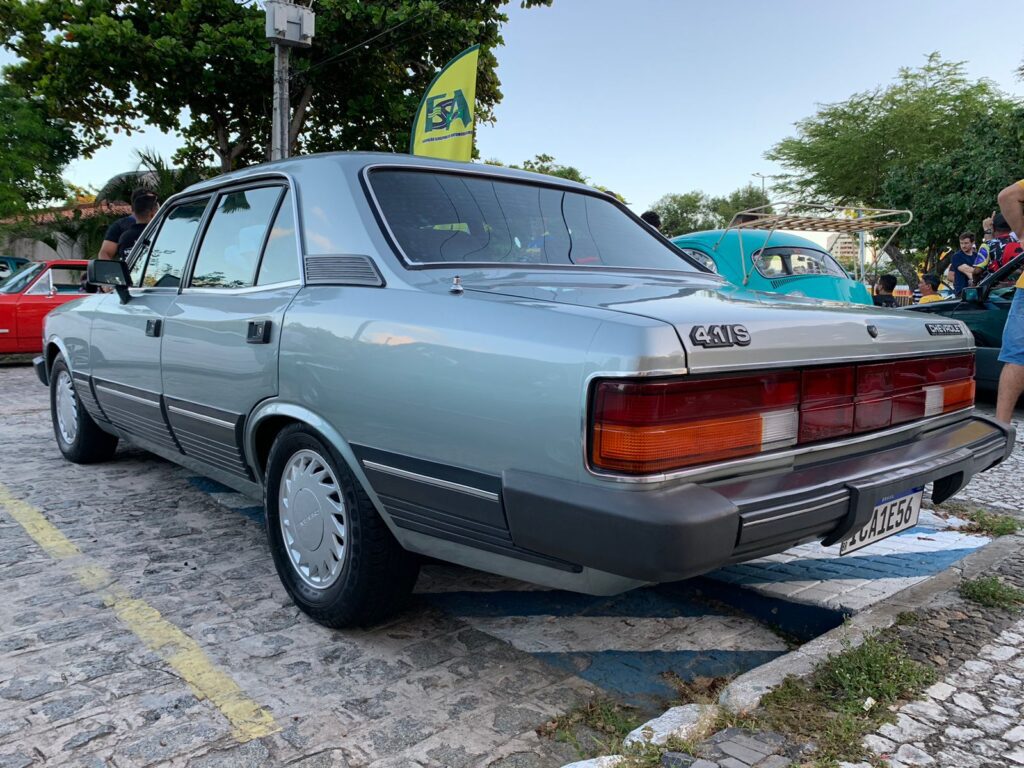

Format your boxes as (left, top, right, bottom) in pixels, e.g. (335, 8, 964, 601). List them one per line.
(303, 254, 385, 287)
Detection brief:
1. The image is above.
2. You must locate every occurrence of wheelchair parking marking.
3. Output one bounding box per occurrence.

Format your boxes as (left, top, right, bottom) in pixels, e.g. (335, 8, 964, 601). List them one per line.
(710, 509, 990, 611)
(0, 482, 279, 743)
(423, 587, 792, 707)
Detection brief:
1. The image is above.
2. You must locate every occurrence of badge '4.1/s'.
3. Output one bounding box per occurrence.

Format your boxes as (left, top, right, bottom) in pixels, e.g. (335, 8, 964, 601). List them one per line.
(689, 324, 751, 348)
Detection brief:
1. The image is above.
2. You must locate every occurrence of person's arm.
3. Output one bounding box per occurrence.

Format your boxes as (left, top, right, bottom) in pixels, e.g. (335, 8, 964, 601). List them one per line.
(98, 239, 118, 260)
(957, 261, 975, 278)
(998, 181, 1024, 240)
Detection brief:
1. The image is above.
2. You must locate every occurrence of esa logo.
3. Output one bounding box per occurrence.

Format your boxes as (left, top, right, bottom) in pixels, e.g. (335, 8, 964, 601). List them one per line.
(925, 323, 964, 336)
(689, 324, 751, 348)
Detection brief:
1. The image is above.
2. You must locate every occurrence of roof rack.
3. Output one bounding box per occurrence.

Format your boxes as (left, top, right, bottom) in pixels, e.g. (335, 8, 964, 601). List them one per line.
(715, 202, 913, 284)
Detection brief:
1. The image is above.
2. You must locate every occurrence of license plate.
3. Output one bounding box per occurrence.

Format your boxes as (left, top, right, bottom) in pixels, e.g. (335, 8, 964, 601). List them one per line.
(839, 487, 923, 555)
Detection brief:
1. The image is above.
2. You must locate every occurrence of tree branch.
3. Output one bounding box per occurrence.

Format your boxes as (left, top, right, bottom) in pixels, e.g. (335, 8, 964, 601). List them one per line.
(288, 84, 313, 153)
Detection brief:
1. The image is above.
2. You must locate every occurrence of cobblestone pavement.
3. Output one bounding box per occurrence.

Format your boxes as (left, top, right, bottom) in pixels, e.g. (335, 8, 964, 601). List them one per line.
(860, 618, 1024, 768)
(0, 363, 788, 767)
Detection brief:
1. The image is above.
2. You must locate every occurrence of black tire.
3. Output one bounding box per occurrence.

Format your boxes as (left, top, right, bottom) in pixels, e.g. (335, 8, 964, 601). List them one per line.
(264, 424, 419, 628)
(49, 356, 119, 464)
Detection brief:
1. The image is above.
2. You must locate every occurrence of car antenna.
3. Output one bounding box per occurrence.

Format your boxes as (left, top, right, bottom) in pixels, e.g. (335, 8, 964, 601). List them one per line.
(450, 275, 464, 295)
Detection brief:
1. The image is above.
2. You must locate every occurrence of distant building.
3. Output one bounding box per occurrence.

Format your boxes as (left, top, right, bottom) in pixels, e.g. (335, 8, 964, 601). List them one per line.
(827, 232, 859, 264)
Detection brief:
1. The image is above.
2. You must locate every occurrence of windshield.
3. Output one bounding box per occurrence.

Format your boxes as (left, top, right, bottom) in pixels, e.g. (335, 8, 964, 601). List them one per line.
(370, 169, 699, 271)
(752, 246, 848, 279)
(0, 262, 44, 294)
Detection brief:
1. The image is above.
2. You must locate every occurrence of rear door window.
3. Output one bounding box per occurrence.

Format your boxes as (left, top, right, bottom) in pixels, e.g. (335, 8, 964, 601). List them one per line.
(190, 187, 284, 289)
(134, 198, 210, 289)
(255, 190, 300, 285)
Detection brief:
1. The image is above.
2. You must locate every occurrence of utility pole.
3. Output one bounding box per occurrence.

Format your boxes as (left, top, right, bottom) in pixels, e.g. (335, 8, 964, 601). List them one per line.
(266, 1, 315, 161)
(272, 43, 290, 161)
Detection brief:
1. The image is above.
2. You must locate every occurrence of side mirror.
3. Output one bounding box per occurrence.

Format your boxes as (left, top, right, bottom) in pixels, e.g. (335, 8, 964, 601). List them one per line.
(88, 259, 131, 304)
(961, 286, 987, 304)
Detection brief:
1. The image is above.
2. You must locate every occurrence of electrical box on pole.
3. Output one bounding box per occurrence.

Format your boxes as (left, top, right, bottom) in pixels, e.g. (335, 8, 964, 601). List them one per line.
(265, 1, 315, 48)
(266, 1, 315, 162)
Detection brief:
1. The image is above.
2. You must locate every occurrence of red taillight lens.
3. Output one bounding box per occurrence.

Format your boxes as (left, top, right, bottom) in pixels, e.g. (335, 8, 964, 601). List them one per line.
(591, 373, 799, 473)
(800, 367, 855, 442)
(590, 353, 975, 475)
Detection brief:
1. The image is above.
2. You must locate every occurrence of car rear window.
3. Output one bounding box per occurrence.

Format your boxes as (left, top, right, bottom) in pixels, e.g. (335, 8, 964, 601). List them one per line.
(370, 169, 698, 271)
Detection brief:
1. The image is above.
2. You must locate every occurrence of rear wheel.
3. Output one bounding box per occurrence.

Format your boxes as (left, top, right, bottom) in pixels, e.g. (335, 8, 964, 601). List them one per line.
(264, 424, 419, 627)
(50, 356, 119, 464)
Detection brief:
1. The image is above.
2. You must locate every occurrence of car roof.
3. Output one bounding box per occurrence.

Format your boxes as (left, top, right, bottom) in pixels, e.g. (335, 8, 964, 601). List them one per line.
(180, 151, 597, 197)
(671, 229, 828, 252)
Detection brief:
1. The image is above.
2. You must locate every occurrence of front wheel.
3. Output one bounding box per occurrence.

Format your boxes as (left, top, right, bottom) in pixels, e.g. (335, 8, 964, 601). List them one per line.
(50, 356, 119, 464)
(264, 425, 419, 628)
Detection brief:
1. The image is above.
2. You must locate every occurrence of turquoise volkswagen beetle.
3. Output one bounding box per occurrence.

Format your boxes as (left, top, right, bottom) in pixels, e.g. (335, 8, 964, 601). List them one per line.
(670, 206, 911, 306)
(672, 229, 872, 305)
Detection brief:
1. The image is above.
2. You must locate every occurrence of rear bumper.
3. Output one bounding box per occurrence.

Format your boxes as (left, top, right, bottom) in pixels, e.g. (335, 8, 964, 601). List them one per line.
(503, 414, 1013, 583)
(33, 356, 48, 387)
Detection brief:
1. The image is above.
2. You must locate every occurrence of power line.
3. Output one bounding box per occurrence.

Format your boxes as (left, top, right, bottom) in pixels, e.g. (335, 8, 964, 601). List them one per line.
(293, 0, 450, 80)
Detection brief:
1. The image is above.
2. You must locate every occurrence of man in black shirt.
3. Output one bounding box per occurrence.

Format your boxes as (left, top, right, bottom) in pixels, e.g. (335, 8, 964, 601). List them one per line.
(873, 274, 898, 307)
(97, 188, 156, 260)
(116, 192, 159, 261)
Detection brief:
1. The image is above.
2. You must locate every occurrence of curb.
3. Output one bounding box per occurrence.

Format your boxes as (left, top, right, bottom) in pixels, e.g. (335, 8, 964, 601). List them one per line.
(717, 531, 1023, 713)
(557, 532, 1023, 767)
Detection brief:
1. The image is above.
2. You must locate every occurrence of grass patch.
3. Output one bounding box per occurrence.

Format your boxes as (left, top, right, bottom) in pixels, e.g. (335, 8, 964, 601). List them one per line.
(960, 576, 1024, 609)
(956, 508, 1021, 537)
(617, 735, 701, 767)
(537, 697, 645, 759)
(894, 611, 921, 626)
(661, 673, 729, 705)
(751, 634, 935, 765)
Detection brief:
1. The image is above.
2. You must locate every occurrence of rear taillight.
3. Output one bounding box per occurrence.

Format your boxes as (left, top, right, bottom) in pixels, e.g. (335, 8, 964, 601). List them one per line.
(591, 372, 799, 473)
(590, 353, 974, 475)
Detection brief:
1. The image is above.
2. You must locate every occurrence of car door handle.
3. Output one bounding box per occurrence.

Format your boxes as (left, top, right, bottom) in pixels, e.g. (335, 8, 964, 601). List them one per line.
(246, 319, 272, 344)
(146, 319, 162, 337)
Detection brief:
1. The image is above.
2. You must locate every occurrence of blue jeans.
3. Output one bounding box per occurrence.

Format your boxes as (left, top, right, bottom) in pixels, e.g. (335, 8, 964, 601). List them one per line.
(999, 290, 1024, 366)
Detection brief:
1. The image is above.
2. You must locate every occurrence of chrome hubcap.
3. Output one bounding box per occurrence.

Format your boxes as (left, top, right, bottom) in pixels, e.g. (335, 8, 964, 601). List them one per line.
(279, 449, 347, 589)
(55, 370, 78, 446)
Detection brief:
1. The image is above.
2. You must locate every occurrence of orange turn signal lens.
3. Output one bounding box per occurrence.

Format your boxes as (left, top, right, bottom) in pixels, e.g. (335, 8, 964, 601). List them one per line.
(592, 413, 765, 473)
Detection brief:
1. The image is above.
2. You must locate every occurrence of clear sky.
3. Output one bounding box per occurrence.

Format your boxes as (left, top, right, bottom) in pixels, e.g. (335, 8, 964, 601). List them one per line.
(5, 0, 1022, 211)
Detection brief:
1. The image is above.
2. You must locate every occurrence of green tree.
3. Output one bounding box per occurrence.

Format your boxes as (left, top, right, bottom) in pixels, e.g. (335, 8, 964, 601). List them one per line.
(882, 107, 1024, 274)
(0, 0, 551, 173)
(487, 154, 624, 198)
(709, 184, 771, 226)
(766, 54, 1016, 286)
(516, 153, 587, 184)
(650, 185, 770, 237)
(649, 191, 718, 236)
(0, 83, 79, 216)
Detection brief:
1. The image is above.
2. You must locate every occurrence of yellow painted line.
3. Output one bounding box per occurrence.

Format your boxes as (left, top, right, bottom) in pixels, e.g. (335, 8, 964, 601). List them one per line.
(0, 484, 81, 559)
(0, 483, 278, 742)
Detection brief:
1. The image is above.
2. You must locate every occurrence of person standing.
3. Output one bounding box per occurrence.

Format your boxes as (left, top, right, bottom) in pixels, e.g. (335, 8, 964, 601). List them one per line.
(97, 188, 152, 260)
(946, 233, 977, 296)
(917, 273, 944, 304)
(995, 180, 1024, 424)
(640, 211, 662, 231)
(116, 192, 158, 261)
(873, 274, 897, 307)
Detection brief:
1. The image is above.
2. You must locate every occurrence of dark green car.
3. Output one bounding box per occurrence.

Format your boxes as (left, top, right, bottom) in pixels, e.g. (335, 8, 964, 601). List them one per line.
(905, 252, 1024, 391)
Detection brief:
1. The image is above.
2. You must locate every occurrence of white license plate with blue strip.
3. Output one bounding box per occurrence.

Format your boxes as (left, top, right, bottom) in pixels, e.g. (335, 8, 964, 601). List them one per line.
(840, 487, 923, 555)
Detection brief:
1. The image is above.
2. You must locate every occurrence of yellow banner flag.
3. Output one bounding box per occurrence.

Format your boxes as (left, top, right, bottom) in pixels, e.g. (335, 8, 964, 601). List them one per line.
(409, 45, 479, 162)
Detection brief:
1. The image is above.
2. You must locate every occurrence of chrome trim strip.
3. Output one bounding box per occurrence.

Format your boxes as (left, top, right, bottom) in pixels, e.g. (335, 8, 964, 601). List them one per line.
(94, 384, 160, 408)
(167, 405, 235, 430)
(362, 460, 500, 503)
(688, 347, 973, 375)
(743, 497, 847, 527)
(178, 280, 301, 296)
(0, 329, 8, 334)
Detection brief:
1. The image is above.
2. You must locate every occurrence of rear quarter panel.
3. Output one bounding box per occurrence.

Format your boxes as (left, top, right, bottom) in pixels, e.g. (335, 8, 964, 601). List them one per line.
(278, 286, 682, 485)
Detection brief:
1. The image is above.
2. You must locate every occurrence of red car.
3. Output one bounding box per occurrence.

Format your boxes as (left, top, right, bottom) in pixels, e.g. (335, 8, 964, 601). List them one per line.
(0, 260, 89, 355)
